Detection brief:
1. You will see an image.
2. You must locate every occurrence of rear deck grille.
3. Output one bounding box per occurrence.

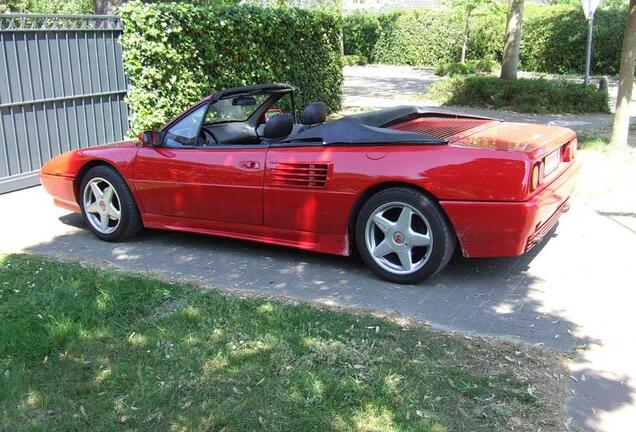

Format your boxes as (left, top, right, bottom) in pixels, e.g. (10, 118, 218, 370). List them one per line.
(270, 163, 330, 188)
(389, 117, 492, 140)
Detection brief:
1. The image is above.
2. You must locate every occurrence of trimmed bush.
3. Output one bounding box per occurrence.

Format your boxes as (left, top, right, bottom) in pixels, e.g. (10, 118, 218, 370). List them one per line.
(521, 4, 627, 75)
(473, 58, 497, 73)
(343, 54, 368, 66)
(427, 76, 610, 114)
(465, 8, 506, 63)
(344, 4, 627, 75)
(119, 1, 343, 133)
(435, 61, 476, 76)
(342, 12, 382, 60)
(435, 59, 498, 76)
(372, 8, 462, 66)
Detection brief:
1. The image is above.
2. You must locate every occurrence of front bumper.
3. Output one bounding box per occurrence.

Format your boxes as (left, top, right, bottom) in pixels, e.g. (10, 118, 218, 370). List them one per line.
(440, 161, 581, 257)
(39, 172, 81, 213)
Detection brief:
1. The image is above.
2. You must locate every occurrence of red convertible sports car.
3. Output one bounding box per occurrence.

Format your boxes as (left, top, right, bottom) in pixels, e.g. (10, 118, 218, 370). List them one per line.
(40, 83, 580, 284)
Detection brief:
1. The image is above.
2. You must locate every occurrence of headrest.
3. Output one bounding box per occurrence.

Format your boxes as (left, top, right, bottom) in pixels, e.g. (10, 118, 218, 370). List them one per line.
(301, 102, 327, 125)
(263, 113, 294, 140)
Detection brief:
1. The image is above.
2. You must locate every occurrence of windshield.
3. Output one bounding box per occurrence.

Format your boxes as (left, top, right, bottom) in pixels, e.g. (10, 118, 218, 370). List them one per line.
(205, 93, 271, 124)
(164, 104, 207, 147)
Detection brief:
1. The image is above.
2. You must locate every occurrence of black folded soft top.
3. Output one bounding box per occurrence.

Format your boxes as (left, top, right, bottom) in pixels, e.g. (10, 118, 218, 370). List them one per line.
(277, 106, 495, 147)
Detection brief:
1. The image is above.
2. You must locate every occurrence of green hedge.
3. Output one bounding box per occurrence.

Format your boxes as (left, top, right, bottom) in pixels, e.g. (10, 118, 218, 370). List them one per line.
(344, 4, 627, 75)
(435, 59, 497, 76)
(372, 8, 462, 66)
(521, 4, 627, 75)
(428, 75, 610, 114)
(342, 12, 382, 60)
(369, 7, 511, 66)
(342, 11, 402, 62)
(119, 1, 343, 133)
(343, 54, 368, 66)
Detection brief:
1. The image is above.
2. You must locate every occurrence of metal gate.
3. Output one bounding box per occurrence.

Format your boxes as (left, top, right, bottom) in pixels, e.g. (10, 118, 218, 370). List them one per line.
(0, 14, 128, 194)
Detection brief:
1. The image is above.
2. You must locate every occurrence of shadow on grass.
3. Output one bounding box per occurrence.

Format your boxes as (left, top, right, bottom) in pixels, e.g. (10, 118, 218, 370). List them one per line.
(2, 254, 567, 431)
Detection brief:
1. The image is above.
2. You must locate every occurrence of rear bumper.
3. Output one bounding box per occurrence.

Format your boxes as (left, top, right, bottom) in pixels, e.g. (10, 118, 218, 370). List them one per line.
(441, 161, 580, 257)
(39, 172, 81, 213)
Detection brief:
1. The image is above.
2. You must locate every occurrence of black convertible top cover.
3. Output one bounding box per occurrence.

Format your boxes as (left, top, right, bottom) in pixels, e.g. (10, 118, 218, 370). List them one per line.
(279, 106, 494, 146)
(211, 83, 293, 101)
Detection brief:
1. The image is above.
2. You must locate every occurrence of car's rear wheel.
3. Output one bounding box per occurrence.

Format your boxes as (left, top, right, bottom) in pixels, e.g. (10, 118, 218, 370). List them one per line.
(355, 187, 455, 284)
(80, 165, 142, 242)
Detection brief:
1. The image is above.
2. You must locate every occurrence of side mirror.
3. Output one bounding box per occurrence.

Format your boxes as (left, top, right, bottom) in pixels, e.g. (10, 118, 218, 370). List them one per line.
(137, 130, 164, 147)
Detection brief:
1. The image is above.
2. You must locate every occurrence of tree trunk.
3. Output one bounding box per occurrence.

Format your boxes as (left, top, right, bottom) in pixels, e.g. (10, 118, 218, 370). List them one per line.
(610, 0, 636, 149)
(461, 9, 472, 64)
(94, 0, 112, 15)
(500, 0, 524, 80)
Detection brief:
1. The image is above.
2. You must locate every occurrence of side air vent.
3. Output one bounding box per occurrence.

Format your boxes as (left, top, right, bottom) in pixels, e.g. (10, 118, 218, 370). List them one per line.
(389, 117, 492, 140)
(270, 162, 331, 188)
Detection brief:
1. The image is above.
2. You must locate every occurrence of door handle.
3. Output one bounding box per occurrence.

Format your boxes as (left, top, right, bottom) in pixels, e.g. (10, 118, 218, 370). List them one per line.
(239, 161, 260, 170)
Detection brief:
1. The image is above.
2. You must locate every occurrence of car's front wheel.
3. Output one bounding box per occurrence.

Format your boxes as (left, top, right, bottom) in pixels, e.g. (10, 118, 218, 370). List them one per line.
(355, 187, 455, 284)
(80, 165, 142, 242)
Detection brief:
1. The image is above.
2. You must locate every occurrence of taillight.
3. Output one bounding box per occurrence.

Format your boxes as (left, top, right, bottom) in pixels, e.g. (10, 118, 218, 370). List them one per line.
(562, 138, 577, 162)
(530, 162, 543, 192)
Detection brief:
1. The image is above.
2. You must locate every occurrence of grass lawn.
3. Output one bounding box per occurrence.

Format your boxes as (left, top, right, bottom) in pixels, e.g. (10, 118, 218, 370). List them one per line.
(577, 132, 611, 151)
(0, 254, 566, 431)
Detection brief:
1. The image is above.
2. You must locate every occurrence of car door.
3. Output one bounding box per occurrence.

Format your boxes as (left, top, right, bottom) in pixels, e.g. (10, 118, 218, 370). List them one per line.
(264, 145, 343, 235)
(133, 104, 266, 226)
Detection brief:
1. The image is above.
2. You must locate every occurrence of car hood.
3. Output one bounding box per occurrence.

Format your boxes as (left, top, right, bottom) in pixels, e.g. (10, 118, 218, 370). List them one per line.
(79, 139, 139, 152)
(41, 140, 139, 177)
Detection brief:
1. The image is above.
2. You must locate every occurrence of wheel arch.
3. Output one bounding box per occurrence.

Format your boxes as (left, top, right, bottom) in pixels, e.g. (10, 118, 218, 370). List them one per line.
(73, 159, 127, 204)
(347, 181, 458, 256)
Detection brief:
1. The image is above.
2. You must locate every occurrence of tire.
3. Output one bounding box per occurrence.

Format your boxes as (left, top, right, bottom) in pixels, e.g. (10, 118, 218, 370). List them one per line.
(79, 165, 142, 242)
(355, 187, 455, 284)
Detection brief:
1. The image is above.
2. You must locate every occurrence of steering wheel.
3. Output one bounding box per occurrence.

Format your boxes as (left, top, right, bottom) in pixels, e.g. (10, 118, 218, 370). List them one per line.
(200, 127, 219, 145)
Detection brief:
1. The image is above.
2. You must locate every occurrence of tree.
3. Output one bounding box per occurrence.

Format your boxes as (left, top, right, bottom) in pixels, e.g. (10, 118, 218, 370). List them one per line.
(446, 0, 494, 64)
(94, 0, 111, 14)
(500, 0, 524, 80)
(610, 0, 636, 148)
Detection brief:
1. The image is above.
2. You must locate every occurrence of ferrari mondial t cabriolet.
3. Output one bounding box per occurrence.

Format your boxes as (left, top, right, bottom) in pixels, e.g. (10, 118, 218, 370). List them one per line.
(40, 83, 580, 284)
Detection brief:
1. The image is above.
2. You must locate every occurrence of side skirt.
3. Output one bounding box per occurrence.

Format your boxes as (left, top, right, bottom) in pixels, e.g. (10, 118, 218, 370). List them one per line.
(142, 213, 349, 256)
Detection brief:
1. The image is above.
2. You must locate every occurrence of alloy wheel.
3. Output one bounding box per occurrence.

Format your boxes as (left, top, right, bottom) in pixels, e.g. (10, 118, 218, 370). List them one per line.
(83, 177, 121, 235)
(364, 202, 433, 275)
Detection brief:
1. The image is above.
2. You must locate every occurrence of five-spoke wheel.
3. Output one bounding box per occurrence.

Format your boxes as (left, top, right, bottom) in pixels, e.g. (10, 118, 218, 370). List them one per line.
(365, 202, 433, 275)
(83, 177, 121, 235)
(80, 165, 142, 241)
(356, 187, 455, 284)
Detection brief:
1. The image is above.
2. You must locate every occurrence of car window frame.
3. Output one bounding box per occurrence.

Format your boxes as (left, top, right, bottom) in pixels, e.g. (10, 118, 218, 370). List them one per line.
(158, 89, 296, 150)
(204, 93, 271, 125)
(159, 103, 266, 150)
(162, 103, 208, 148)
